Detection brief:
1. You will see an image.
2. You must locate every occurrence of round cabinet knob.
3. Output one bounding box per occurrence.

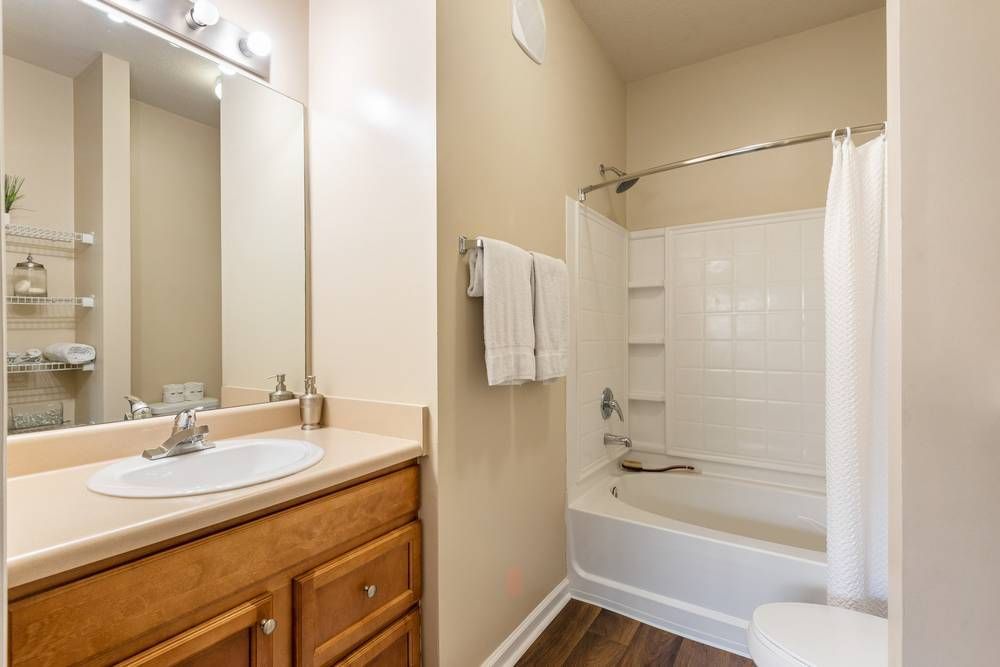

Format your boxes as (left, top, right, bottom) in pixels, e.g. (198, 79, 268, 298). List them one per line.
(363, 584, 377, 599)
(260, 618, 277, 635)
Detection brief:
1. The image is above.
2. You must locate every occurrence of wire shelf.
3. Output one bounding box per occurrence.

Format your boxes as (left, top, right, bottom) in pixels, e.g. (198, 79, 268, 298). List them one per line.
(7, 361, 95, 374)
(4, 223, 94, 245)
(6, 295, 95, 308)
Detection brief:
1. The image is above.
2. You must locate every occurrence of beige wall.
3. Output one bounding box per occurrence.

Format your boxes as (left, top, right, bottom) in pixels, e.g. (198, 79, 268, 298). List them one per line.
(3, 56, 79, 424)
(306, 0, 439, 658)
(889, 1, 1000, 664)
(437, 0, 625, 663)
(73, 54, 132, 424)
(214, 0, 308, 103)
(220, 76, 305, 395)
(130, 100, 221, 403)
(627, 9, 886, 230)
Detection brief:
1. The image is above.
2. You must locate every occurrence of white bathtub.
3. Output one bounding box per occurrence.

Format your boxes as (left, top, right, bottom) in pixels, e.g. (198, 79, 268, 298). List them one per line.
(568, 471, 826, 656)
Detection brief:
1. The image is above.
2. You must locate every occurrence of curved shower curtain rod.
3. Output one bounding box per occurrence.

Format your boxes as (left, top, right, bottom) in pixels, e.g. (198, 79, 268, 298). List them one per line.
(578, 121, 886, 201)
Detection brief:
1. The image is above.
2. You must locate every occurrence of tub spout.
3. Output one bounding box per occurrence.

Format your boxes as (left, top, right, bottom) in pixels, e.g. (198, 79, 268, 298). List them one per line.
(604, 433, 632, 448)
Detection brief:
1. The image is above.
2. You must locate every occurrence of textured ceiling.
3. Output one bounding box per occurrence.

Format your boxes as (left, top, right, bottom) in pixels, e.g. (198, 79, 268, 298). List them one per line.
(571, 0, 885, 81)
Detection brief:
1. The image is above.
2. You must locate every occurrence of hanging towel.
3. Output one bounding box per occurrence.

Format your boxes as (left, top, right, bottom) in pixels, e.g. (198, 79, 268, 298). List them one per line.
(530, 251, 568, 381)
(469, 238, 536, 386)
(43, 343, 96, 365)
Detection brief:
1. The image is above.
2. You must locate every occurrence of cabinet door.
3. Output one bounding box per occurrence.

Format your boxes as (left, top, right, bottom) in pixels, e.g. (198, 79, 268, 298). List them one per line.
(117, 594, 276, 667)
(295, 522, 421, 666)
(334, 611, 420, 667)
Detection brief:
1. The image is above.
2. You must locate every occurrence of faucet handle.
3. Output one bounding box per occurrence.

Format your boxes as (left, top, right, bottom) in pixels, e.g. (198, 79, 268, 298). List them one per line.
(601, 387, 624, 421)
(173, 407, 202, 432)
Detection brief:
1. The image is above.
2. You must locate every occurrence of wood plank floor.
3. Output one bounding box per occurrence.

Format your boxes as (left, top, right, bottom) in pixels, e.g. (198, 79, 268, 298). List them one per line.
(516, 600, 754, 667)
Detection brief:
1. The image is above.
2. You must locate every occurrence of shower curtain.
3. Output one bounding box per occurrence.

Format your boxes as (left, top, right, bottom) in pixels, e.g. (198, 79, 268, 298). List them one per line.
(823, 130, 888, 617)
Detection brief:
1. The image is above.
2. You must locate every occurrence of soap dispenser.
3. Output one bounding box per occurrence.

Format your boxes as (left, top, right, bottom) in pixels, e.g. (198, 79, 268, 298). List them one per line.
(300, 375, 323, 430)
(267, 374, 295, 402)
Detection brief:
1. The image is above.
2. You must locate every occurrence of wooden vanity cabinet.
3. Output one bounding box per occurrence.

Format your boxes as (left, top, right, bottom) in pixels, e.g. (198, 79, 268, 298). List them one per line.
(118, 594, 277, 667)
(8, 464, 422, 667)
(295, 523, 421, 666)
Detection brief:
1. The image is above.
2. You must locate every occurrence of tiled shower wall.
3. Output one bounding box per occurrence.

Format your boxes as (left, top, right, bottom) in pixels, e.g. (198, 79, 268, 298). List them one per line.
(629, 209, 826, 476)
(567, 201, 628, 499)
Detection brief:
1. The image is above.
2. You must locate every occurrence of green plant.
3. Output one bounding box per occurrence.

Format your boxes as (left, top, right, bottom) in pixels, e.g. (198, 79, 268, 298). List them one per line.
(4, 174, 25, 214)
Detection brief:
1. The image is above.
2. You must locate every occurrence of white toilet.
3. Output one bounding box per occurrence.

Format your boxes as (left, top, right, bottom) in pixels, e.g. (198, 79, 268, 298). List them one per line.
(747, 603, 888, 667)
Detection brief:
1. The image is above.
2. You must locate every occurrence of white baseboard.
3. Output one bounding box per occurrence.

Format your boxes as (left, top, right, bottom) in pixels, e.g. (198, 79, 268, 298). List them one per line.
(482, 578, 571, 667)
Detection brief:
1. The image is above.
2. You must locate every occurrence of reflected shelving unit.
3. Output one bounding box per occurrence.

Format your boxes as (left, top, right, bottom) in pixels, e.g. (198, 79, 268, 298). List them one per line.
(7, 361, 95, 374)
(5, 223, 95, 245)
(6, 295, 95, 308)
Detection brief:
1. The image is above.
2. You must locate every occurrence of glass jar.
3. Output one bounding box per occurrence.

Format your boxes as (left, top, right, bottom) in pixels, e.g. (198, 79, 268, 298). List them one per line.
(12, 254, 47, 298)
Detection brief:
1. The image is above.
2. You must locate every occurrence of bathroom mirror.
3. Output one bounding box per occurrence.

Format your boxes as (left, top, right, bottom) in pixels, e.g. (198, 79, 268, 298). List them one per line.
(2, 0, 307, 433)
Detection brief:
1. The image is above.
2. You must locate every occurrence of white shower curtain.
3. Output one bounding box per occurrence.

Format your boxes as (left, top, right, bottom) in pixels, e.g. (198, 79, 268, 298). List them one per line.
(823, 130, 888, 617)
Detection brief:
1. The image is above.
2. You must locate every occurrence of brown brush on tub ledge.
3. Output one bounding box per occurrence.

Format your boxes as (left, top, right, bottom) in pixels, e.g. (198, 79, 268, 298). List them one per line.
(621, 459, 697, 473)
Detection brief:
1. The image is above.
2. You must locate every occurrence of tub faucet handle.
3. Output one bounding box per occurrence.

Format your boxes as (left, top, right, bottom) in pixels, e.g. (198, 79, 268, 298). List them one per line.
(601, 387, 624, 421)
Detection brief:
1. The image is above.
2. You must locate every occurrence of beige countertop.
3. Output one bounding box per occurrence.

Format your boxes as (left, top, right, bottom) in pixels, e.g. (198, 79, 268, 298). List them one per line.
(7, 424, 423, 589)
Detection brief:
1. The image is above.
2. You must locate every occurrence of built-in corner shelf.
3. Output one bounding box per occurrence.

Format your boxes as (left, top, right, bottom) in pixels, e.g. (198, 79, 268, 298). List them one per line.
(628, 280, 665, 289)
(629, 391, 666, 402)
(6, 295, 95, 308)
(7, 361, 95, 374)
(4, 223, 95, 245)
(628, 336, 665, 345)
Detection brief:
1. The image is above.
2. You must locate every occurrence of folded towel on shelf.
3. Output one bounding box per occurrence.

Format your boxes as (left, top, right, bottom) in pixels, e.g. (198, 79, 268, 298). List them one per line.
(530, 251, 569, 381)
(11, 349, 43, 364)
(470, 238, 536, 386)
(43, 343, 96, 365)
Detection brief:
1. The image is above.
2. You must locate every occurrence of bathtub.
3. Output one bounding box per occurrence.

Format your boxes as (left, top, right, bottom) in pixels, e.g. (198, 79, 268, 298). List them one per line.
(568, 471, 826, 656)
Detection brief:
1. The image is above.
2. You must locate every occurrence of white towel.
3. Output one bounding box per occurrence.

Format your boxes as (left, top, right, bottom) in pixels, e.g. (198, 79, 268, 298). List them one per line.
(530, 251, 568, 381)
(470, 238, 536, 386)
(43, 343, 96, 365)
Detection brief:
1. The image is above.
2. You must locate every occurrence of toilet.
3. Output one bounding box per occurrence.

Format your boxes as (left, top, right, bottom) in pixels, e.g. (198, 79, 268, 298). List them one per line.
(747, 603, 888, 667)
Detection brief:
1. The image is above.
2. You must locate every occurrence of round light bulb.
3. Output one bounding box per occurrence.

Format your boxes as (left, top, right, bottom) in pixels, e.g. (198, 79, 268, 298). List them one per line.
(240, 31, 272, 58)
(214, 78, 223, 100)
(187, 0, 220, 28)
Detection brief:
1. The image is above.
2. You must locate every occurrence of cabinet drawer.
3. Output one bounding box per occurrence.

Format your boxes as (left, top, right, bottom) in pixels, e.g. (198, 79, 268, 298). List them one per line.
(10, 466, 419, 667)
(334, 611, 420, 667)
(295, 522, 421, 666)
(117, 594, 275, 667)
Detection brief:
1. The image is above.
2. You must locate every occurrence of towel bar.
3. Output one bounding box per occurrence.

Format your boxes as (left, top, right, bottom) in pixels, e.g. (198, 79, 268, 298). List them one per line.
(458, 236, 485, 255)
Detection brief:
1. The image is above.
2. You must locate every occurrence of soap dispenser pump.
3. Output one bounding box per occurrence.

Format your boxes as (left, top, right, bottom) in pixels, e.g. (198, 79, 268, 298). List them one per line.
(300, 375, 323, 430)
(267, 374, 295, 402)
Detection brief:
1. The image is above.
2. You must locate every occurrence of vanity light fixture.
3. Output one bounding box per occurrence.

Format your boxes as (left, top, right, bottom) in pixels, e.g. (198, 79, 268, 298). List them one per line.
(239, 31, 272, 58)
(186, 0, 220, 29)
(95, 0, 271, 79)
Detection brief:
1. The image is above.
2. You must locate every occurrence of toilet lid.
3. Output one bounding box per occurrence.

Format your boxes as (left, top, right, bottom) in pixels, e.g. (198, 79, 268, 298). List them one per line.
(750, 603, 888, 667)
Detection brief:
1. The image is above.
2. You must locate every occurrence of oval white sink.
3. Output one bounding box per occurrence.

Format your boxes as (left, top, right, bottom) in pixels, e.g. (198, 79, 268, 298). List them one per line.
(87, 438, 325, 498)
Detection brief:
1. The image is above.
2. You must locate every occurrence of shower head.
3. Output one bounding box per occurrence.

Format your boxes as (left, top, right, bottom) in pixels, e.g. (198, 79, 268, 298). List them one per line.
(599, 164, 639, 193)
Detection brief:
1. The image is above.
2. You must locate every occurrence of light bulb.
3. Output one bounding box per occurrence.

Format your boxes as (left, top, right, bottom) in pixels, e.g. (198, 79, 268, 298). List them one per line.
(106, 10, 126, 23)
(239, 31, 272, 58)
(218, 63, 237, 76)
(187, 0, 220, 28)
(214, 78, 223, 100)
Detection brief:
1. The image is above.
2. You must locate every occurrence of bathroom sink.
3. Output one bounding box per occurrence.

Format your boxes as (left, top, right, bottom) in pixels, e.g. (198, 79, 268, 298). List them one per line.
(87, 438, 325, 498)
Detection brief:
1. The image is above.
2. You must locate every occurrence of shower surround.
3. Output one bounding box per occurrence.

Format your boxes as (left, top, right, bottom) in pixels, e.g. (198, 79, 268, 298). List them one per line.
(566, 202, 828, 655)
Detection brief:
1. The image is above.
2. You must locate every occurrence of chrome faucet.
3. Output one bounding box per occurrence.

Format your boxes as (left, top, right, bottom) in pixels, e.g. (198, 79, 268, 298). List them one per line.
(604, 433, 632, 448)
(601, 387, 624, 421)
(124, 395, 152, 421)
(142, 408, 214, 460)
